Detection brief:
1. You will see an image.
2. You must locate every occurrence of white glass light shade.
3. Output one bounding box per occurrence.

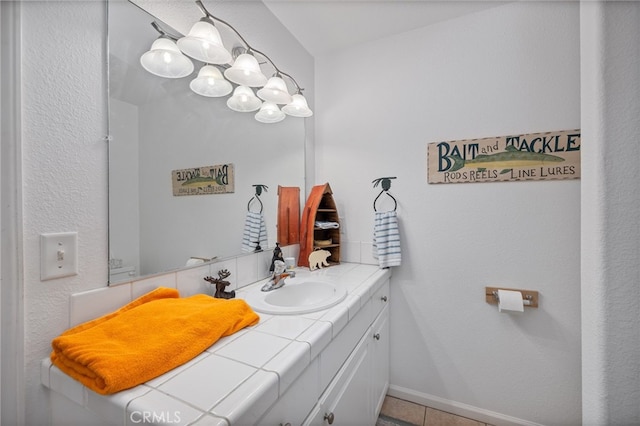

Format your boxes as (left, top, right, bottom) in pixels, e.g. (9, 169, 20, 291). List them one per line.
(177, 20, 231, 64)
(190, 65, 233, 97)
(282, 93, 313, 117)
(223, 53, 268, 87)
(255, 102, 285, 123)
(226, 86, 262, 112)
(140, 38, 194, 79)
(257, 76, 293, 104)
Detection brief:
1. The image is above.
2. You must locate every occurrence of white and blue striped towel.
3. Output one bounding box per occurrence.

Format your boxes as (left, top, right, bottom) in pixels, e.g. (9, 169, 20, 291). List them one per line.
(373, 210, 401, 268)
(241, 211, 268, 252)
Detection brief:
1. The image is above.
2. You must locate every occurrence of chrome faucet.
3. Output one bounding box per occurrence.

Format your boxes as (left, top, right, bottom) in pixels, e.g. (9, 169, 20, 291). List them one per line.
(261, 260, 294, 291)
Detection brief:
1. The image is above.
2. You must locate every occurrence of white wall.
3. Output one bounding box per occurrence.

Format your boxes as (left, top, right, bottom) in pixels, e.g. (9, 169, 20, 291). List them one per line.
(315, 2, 581, 424)
(17, 1, 313, 425)
(580, 2, 640, 424)
(20, 2, 108, 424)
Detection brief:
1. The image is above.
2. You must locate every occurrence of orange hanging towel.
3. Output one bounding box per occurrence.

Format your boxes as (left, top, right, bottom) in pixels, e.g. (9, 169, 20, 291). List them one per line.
(277, 186, 300, 246)
(50, 287, 259, 395)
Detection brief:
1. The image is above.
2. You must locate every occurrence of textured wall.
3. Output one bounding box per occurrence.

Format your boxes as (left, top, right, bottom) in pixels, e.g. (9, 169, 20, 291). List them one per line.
(580, 2, 640, 424)
(314, 2, 581, 424)
(20, 2, 108, 424)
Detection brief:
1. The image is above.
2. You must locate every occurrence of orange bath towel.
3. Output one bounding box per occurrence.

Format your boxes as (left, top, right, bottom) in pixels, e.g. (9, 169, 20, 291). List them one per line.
(51, 287, 259, 395)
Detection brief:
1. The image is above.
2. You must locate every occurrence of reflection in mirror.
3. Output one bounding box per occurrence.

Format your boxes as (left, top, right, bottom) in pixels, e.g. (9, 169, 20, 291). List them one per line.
(108, 1, 306, 284)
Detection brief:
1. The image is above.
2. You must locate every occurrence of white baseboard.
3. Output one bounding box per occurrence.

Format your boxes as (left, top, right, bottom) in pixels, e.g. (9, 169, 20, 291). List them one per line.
(387, 385, 543, 426)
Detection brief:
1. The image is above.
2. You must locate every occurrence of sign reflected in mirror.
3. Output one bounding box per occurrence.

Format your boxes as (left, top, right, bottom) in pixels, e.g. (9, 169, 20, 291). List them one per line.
(171, 163, 235, 196)
(108, 1, 306, 284)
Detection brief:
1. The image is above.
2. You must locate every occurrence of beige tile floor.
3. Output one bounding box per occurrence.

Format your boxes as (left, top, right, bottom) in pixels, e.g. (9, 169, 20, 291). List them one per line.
(380, 396, 492, 426)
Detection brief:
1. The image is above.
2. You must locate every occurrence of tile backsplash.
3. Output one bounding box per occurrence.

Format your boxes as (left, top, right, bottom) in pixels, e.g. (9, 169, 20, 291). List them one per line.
(68, 245, 299, 329)
(68, 240, 376, 329)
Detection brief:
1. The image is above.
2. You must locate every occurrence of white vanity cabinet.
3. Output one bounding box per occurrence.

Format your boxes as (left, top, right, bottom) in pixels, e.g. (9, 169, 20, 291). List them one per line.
(303, 283, 390, 426)
(258, 280, 390, 426)
(307, 328, 372, 426)
(305, 305, 389, 426)
(44, 265, 391, 426)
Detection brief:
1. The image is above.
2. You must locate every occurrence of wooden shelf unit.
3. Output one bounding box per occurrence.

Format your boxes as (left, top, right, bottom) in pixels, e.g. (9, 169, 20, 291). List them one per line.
(299, 183, 341, 267)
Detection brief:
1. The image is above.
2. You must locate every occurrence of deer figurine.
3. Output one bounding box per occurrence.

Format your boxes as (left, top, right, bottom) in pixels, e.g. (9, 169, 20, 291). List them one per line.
(204, 269, 236, 299)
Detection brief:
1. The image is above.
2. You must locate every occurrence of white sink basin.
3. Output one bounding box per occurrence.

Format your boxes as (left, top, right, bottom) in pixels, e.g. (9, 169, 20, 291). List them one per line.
(243, 279, 347, 315)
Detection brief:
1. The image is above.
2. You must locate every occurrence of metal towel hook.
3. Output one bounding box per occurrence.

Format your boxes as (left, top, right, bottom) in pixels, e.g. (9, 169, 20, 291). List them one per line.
(247, 184, 268, 213)
(372, 177, 397, 212)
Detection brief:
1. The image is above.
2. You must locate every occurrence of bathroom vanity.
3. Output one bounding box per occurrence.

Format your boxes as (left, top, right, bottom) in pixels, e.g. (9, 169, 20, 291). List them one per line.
(42, 263, 390, 425)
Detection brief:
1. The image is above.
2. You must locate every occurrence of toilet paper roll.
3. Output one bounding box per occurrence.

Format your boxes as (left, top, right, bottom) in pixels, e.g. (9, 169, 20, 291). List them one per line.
(498, 289, 524, 313)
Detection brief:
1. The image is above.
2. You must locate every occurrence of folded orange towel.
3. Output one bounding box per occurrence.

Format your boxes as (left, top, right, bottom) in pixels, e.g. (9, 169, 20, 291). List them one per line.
(51, 287, 259, 395)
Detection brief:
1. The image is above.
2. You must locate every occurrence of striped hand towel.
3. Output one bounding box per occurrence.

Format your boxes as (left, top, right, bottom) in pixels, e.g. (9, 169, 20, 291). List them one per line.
(241, 211, 268, 252)
(373, 210, 401, 268)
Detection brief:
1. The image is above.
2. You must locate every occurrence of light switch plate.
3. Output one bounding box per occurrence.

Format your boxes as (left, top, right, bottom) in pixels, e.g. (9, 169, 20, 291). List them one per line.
(41, 232, 78, 281)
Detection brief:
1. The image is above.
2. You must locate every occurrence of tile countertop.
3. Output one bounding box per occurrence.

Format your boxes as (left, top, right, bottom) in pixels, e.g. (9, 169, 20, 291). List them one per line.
(41, 263, 391, 426)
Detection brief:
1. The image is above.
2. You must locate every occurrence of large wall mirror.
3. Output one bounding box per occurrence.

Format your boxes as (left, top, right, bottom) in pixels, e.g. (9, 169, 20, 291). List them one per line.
(108, 1, 306, 284)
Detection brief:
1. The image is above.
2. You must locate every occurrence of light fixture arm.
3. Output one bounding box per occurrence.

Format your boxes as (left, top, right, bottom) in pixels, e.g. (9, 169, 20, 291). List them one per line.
(279, 71, 304, 94)
(150, 21, 180, 42)
(194, 0, 210, 19)
(193, 0, 304, 93)
(195, 0, 252, 50)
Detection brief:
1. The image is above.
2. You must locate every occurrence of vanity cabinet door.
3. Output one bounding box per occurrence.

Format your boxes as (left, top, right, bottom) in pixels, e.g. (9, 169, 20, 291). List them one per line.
(304, 331, 372, 425)
(372, 304, 390, 418)
(300, 276, 391, 426)
(372, 280, 390, 317)
(323, 342, 371, 425)
(259, 358, 320, 426)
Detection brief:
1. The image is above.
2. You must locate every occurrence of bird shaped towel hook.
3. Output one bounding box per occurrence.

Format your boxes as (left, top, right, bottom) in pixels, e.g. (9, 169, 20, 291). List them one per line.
(248, 184, 268, 213)
(372, 177, 397, 212)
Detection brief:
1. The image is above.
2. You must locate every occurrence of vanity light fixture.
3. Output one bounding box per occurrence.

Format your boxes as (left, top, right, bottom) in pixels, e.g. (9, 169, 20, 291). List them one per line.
(190, 65, 233, 97)
(227, 85, 262, 112)
(224, 52, 269, 87)
(282, 92, 313, 117)
(140, 0, 312, 123)
(255, 102, 285, 124)
(257, 75, 293, 104)
(140, 23, 194, 79)
(177, 17, 231, 64)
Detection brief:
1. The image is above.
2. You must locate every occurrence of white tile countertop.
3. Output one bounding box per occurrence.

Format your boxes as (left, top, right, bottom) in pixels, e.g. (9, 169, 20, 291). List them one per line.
(41, 263, 391, 426)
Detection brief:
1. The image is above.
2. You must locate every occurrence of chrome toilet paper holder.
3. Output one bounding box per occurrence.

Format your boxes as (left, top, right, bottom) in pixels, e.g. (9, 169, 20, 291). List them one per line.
(485, 287, 539, 308)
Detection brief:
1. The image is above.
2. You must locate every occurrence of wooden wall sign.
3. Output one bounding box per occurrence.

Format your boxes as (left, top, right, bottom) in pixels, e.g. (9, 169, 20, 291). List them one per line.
(171, 163, 235, 196)
(427, 130, 580, 184)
